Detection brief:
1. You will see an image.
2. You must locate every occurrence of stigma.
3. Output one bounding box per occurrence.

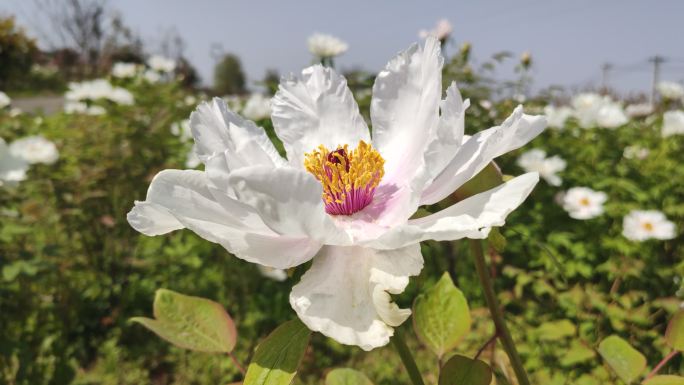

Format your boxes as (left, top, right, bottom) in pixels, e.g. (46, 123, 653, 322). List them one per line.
(304, 140, 384, 216)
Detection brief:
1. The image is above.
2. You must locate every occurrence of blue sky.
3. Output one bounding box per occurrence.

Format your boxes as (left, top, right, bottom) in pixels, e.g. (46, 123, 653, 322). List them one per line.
(3, 0, 683, 95)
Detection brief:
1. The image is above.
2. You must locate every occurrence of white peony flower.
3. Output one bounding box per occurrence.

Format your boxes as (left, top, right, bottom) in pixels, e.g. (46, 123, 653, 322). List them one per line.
(561, 187, 607, 220)
(65, 79, 134, 106)
(663, 110, 684, 137)
(418, 19, 453, 41)
(308, 33, 349, 58)
(571, 93, 626, 129)
(257, 265, 288, 282)
(171, 119, 193, 142)
(657, 81, 684, 100)
(596, 102, 628, 128)
(623, 145, 649, 160)
(111, 62, 139, 78)
(517, 149, 566, 186)
(142, 69, 161, 83)
(623, 210, 676, 241)
(64, 101, 106, 115)
(0, 138, 29, 186)
(184, 95, 198, 106)
(241, 94, 272, 121)
(9, 136, 59, 165)
(544, 105, 573, 129)
(0, 91, 11, 109)
(147, 55, 176, 73)
(625, 103, 653, 118)
(127, 37, 546, 351)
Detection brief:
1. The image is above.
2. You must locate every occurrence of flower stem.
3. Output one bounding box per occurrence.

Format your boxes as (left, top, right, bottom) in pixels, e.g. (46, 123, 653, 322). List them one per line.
(228, 352, 246, 376)
(645, 350, 679, 380)
(469, 240, 531, 385)
(392, 329, 425, 385)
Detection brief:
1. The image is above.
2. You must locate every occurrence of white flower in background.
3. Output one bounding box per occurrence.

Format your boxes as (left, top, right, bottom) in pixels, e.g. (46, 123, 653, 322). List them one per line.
(184, 144, 201, 169)
(9, 107, 22, 117)
(147, 55, 176, 73)
(184, 95, 197, 106)
(625, 103, 653, 118)
(127, 37, 546, 350)
(657, 81, 684, 100)
(479, 100, 492, 110)
(623, 210, 676, 241)
(662, 110, 684, 137)
(517, 149, 566, 186)
(308, 33, 349, 58)
(142, 69, 161, 83)
(9, 136, 59, 165)
(561, 187, 607, 220)
(65, 79, 134, 106)
(0, 91, 11, 109)
(64, 101, 106, 115)
(111, 62, 139, 78)
(258, 265, 288, 282)
(170, 119, 192, 142)
(241, 94, 272, 121)
(596, 102, 628, 128)
(623, 145, 650, 160)
(0, 138, 29, 187)
(223, 95, 242, 112)
(544, 105, 573, 129)
(418, 19, 453, 41)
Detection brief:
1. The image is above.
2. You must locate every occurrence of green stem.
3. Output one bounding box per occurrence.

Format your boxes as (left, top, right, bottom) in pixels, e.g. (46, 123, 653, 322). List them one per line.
(392, 329, 425, 385)
(470, 240, 531, 385)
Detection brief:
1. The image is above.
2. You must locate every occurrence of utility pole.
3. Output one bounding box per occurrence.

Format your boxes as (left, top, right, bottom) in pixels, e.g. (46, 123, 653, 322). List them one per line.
(649, 55, 665, 104)
(601, 63, 613, 93)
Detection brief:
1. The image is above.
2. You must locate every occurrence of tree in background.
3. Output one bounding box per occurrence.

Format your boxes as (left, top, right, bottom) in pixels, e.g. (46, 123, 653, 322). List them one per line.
(213, 54, 247, 95)
(0, 16, 38, 90)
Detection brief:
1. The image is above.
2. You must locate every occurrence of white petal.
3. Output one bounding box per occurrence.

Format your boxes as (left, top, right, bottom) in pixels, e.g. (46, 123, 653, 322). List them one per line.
(290, 244, 422, 351)
(421, 106, 546, 205)
(371, 36, 443, 185)
(271, 65, 369, 167)
(228, 166, 351, 245)
(367, 173, 539, 249)
(127, 169, 320, 269)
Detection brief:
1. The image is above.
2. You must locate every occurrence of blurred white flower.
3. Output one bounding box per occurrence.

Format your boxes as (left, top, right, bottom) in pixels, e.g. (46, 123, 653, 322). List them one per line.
(142, 69, 161, 83)
(623, 210, 676, 241)
(128, 37, 546, 351)
(257, 265, 288, 282)
(184, 95, 197, 106)
(572, 93, 626, 128)
(171, 119, 192, 142)
(9, 136, 59, 165)
(596, 102, 628, 128)
(241, 94, 272, 121)
(625, 103, 653, 118)
(65, 79, 134, 106)
(9, 107, 22, 117)
(657, 81, 684, 100)
(479, 100, 492, 110)
(147, 55, 176, 73)
(184, 145, 201, 169)
(544, 105, 573, 129)
(308, 33, 348, 58)
(517, 149, 566, 186)
(418, 19, 453, 41)
(0, 91, 11, 109)
(0, 138, 29, 186)
(64, 101, 106, 115)
(561, 187, 607, 220)
(623, 145, 649, 160)
(663, 110, 684, 137)
(111, 62, 139, 78)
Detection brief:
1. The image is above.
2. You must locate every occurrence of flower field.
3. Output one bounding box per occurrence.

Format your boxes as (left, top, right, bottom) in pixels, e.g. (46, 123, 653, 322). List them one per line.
(1, 10, 683, 385)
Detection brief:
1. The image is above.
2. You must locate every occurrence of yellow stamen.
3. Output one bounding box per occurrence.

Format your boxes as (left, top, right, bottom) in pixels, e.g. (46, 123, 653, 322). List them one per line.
(642, 222, 654, 232)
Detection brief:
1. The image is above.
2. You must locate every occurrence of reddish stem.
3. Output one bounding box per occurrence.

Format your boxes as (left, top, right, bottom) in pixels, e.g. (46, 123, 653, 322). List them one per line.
(228, 352, 246, 376)
(645, 350, 679, 380)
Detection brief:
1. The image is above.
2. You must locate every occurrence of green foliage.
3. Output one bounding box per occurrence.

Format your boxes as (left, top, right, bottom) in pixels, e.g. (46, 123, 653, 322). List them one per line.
(412, 272, 471, 358)
(244, 319, 311, 385)
(130, 289, 237, 353)
(0, 16, 38, 90)
(598, 335, 647, 383)
(643, 375, 684, 385)
(325, 368, 374, 385)
(438, 354, 492, 385)
(665, 310, 684, 351)
(214, 53, 247, 95)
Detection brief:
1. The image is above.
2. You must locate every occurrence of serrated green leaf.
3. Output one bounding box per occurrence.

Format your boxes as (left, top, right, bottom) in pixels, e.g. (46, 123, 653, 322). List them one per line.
(536, 319, 576, 341)
(130, 288, 236, 353)
(325, 368, 374, 385)
(413, 272, 471, 358)
(244, 319, 311, 385)
(643, 375, 684, 385)
(598, 335, 646, 384)
(439, 354, 492, 385)
(665, 310, 684, 351)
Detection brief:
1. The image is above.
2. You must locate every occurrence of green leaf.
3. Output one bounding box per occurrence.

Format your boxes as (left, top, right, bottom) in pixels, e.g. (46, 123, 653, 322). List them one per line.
(560, 342, 596, 367)
(452, 162, 503, 201)
(643, 375, 684, 385)
(535, 319, 576, 341)
(665, 310, 684, 351)
(130, 289, 237, 353)
(598, 335, 647, 384)
(413, 272, 471, 358)
(439, 354, 492, 385)
(325, 368, 374, 385)
(244, 319, 311, 385)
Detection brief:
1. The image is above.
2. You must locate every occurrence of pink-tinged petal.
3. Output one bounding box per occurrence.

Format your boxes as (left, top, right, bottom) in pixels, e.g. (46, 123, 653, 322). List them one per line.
(370, 36, 443, 187)
(290, 244, 423, 351)
(228, 166, 352, 245)
(271, 65, 370, 168)
(127, 169, 320, 269)
(366, 173, 539, 249)
(421, 106, 546, 205)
